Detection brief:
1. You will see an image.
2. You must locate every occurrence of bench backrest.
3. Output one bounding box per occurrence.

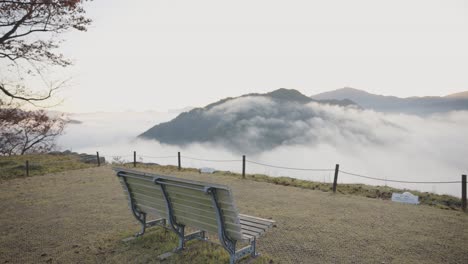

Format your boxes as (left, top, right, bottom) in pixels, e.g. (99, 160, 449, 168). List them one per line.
(115, 168, 243, 241)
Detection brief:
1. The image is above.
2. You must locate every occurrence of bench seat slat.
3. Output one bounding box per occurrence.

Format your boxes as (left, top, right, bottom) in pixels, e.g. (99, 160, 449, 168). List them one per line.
(240, 224, 265, 235)
(239, 214, 275, 227)
(242, 233, 255, 240)
(241, 229, 260, 238)
(240, 219, 270, 230)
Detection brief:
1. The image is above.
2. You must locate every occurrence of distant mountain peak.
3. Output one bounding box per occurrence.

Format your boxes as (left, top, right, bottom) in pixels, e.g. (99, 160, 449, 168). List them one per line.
(200, 88, 356, 112)
(311, 87, 468, 115)
(445, 91, 468, 99)
(265, 88, 312, 103)
(312, 87, 378, 98)
(340, 87, 368, 92)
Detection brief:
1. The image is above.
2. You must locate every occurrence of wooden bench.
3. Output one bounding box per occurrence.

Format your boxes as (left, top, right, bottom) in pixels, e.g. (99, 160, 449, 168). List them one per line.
(115, 168, 275, 264)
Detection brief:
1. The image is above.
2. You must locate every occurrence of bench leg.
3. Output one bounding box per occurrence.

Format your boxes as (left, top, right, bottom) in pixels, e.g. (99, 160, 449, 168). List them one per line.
(155, 181, 190, 252)
(204, 187, 241, 263)
(120, 176, 148, 237)
(174, 225, 185, 251)
(134, 212, 146, 237)
(135, 215, 166, 237)
(230, 238, 257, 264)
(173, 228, 206, 251)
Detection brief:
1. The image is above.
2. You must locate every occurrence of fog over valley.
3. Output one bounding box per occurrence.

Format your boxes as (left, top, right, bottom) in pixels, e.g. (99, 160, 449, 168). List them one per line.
(57, 89, 468, 197)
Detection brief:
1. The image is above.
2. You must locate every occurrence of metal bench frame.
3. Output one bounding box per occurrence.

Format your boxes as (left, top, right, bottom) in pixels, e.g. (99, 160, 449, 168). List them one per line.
(117, 169, 272, 264)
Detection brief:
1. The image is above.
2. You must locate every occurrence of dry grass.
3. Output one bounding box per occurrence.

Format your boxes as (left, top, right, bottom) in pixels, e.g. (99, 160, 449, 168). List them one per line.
(0, 166, 271, 264)
(0, 165, 467, 263)
(0, 154, 95, 180)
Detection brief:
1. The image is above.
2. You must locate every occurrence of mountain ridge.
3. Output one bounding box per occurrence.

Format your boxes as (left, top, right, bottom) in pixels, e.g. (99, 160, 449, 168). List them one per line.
(138, 87, 468, 152)
(139, 88, 361, 152)
(311, 87, 468, 114)
(445, 91, 468, 99)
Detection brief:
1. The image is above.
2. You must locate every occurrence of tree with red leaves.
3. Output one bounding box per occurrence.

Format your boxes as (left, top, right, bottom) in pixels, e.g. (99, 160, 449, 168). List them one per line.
(0, 108, 65, 155)
(0, 0, 91, 104)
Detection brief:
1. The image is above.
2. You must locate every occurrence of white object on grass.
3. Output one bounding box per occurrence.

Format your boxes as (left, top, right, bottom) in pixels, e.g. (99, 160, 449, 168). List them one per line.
(199, 167, 216, 174)
(391, 192, 419, 205)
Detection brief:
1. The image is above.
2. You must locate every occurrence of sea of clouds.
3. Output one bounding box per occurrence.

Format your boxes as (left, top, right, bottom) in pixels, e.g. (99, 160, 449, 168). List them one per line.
(57, 98, 468, 197)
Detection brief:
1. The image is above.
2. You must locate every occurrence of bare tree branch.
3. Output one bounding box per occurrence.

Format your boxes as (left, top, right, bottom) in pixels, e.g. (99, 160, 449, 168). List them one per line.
(0, 83, 52, 101)
(0, 0, 91, 104)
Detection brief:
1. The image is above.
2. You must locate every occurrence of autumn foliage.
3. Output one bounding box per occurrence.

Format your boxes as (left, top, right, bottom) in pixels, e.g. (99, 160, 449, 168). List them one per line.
(0, 108, 65, 155)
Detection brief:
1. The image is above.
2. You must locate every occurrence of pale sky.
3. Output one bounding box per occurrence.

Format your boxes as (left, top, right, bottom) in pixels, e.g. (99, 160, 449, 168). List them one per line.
(52, 0, 468, 112)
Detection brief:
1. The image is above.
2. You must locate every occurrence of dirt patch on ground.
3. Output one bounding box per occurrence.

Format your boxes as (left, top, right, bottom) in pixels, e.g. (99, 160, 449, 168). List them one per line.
(0, 166, 467, 263)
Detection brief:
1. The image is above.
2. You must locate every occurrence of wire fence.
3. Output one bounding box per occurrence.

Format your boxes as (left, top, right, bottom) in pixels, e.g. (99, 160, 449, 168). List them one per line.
(182, 156, 242, 163)
(101, 150, 466, 210)
(101, 151, 463, 184)
(339, 170, 462, 184)
(246, 160, 334, 172)
(12, 151, 464, 186)
(9, 150, 466, 209)
(140, 155, 178, 159)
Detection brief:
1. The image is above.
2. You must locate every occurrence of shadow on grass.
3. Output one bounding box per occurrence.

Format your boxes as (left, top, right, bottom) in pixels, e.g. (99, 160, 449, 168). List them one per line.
(111, 228, 273, 264)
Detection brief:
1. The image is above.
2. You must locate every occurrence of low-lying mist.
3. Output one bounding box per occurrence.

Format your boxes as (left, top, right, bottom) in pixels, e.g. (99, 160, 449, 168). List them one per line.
(58, 102, 468, 197)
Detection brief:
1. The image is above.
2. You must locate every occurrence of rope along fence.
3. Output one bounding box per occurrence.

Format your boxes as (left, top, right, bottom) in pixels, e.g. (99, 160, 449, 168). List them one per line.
(15, 150, 467, 211)
(123, 151, 468, 211)
(246, 160, 333, 172)
(101, 151, 467, 210)
(339, 170, 461, 184)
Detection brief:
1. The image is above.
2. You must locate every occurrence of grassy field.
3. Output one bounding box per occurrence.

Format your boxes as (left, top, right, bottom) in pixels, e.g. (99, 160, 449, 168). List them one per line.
(0, 166, 468, 263)
(0, 157, 273, 264)
(0, 158, 467, 263)
(0, 153, 95, 180)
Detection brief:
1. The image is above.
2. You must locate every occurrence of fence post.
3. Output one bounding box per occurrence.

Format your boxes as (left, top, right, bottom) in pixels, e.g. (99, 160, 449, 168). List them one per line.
(96, 152, 100, 167)
(178, 152, 181, 170)
(462, 174, 467, 212)
(25, 160, 29, 177)
(242, 155, 246, 179)
(133, 151, 136, 167)
(333, 164, 339, 193)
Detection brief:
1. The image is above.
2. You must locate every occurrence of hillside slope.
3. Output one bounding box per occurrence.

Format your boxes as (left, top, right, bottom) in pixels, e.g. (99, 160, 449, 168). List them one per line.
(139, 88, 359, 152)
